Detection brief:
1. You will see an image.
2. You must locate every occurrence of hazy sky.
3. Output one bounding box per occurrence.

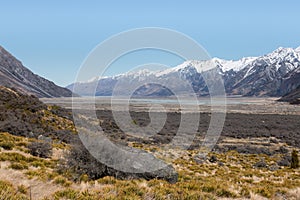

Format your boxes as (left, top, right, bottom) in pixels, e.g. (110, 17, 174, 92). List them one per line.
(1, 0, 300, 86)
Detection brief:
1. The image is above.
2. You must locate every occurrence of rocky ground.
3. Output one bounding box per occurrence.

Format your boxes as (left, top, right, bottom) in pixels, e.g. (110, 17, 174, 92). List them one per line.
(93, 109, 300, 148)
(41, 97, 300, 150)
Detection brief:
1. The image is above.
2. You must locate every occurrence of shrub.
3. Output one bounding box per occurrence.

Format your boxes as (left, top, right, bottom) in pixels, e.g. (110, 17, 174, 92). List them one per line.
(0, 180, 29, 200)
(60, 141, 107, 181)
(97, 176, 117, 185)
(277, 154, 291, 167)
(0, 141, 14, 150)
(10, 162, 29, 170)
(27, 141, 52, 158)
(253, 158, 267, 168)
(0, 152, 27, 162)
(54, 176, 72, 187)
(17, 184, 28, 194)
(25, 169, 47, 180)
(216, 188, 236, 198)
(79, 174, 89, 183)
(291, 150, 299, 169)
(118, 185, 145, 197)
(202, 184, 217, 193)
(255, 187, 272, 198)
(209, 155, 218, 163)
(54, 188, 80, 199)
(240, 187, 250, 198)
(60, 139, 178, 183)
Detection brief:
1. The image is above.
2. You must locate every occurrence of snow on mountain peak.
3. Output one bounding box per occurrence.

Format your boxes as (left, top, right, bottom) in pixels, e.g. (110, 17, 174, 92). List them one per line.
(212, 57, 257, 72)
(271, 46, 300, 58)
(124, 68, 154, 76)
(75, 46, 300, 85)
(165, 59, 220, 74)
(153, 57, 258, 78)
(242, 47, 300, 78)
(273, 46, 295, 55)
(254, 47, 300, 68)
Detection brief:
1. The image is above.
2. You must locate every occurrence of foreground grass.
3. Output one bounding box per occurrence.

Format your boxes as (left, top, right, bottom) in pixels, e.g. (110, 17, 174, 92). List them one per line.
(0, 180, 29, 200)
(0, 132, 299, 199)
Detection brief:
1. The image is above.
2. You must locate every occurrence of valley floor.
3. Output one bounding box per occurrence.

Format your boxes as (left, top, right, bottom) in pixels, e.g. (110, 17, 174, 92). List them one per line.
(41, 97, 300, 115)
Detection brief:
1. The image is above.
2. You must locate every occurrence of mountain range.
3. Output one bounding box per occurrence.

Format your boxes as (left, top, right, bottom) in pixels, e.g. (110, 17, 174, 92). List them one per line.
(0, 46, 73, 98)
(68, 46, 300, 98)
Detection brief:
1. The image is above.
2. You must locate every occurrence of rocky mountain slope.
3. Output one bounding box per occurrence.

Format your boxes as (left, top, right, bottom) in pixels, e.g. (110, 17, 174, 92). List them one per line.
(229, 47, 300, 96)
(0, 46, 73, 98)
(278, 85, 300, 104)
(68, 47, 300, 97)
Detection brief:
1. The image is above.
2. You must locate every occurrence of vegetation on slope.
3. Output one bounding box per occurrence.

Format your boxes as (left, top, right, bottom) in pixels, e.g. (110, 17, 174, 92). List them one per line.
(0, 86, 76, 143)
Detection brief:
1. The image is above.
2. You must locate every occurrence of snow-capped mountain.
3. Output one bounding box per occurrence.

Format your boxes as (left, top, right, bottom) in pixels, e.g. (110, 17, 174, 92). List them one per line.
(68, 46, 300, 97)
(229, 47, 300, 96)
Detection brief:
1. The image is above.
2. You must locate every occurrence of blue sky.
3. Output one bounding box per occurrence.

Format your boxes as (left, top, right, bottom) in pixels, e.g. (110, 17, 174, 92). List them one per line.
(1, 0, 300, 86)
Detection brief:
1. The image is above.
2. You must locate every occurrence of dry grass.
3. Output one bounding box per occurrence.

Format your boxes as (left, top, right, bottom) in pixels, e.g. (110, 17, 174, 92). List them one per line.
(0, 132, 299, 199)
(0, 180, 29, 200)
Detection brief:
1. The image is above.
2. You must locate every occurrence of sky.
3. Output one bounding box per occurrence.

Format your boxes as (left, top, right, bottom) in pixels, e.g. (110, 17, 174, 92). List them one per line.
(1, 0, 300, 86)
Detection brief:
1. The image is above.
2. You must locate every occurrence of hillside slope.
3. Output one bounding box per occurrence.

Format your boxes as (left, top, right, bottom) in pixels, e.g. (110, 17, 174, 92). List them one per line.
(0, 86, 75, 142)
(0, 46, 73, 98)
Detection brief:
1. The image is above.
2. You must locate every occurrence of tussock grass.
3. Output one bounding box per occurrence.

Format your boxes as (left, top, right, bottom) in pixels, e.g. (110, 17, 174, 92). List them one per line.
(9, 162, 29, 170)
(1, 131, 299, 199)
(53, 176, 72, 187)
(0, 180, 29, 200)
(97, 176, 117, 185)
(123, 143, 300, 199)
(0, 132, 29, 151)
(0, 151, 56, 169)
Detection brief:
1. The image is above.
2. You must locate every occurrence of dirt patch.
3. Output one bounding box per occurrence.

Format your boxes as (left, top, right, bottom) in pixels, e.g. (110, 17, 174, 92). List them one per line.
(0, 163, 60, 199)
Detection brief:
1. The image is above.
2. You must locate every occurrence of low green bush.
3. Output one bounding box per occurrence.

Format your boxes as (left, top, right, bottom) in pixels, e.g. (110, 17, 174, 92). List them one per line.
(9, 162, 29, 170)
(291, 150, 299, 169)
(27, 141, 52, 158)
(0, 141, 14, 150)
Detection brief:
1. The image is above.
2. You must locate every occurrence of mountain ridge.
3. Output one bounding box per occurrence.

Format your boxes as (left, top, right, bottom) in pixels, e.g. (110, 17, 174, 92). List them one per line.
(68, 46, 300, 97)
(0, 45, 73, 98)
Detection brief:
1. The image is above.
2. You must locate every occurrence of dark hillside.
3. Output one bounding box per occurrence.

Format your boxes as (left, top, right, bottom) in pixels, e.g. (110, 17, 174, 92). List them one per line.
(0, 86, 75, 142)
